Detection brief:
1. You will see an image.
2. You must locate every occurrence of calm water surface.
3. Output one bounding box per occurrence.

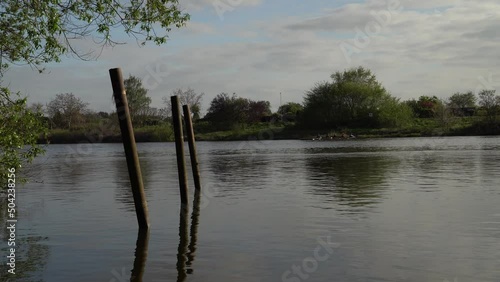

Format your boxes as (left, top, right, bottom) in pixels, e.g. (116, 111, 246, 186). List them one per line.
(1, 137, 500, 281)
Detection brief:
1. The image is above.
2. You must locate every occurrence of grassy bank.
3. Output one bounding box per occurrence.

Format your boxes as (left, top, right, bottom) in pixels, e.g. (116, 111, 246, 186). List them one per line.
(40, 117, 500, 144)
(42, 125, 175, 144)
(194, 117, 500, 141)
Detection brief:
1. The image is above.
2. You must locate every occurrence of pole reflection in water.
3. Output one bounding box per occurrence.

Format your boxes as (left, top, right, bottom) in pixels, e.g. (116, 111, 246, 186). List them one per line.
(187, 190, 201, 273)
(176, 206, 189, 282)
(130, 229, 150, 282)
(177, 190, 201, 281)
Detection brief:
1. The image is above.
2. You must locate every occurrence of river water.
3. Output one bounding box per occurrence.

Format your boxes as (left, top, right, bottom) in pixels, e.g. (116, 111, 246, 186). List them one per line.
(1, 136, 500, 281)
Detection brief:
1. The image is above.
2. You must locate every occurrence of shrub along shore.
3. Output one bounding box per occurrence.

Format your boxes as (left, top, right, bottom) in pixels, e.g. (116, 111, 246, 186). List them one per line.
(41, 117, 500, 144)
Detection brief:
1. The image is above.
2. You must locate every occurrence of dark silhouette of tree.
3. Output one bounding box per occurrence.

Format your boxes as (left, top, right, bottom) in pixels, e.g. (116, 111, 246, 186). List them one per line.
(204, 93, 271, 129)
(448, 91, 476, 116)
(478, 90, 500, 124)
(123, 75, 151, 126)
(163, 88, 204, 120)
(248, 100, 271, 122)
(300, 67, 411, 128)
(405, 95, 440, 118)
(46, 93, 88, 129)
(278, 102, 303, 115)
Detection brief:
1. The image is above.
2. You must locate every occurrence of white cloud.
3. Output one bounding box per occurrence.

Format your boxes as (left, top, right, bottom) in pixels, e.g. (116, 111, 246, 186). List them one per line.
(180, 0, 263, 11)
(3, 0, 500, 114)
(184, 21, 217, 34)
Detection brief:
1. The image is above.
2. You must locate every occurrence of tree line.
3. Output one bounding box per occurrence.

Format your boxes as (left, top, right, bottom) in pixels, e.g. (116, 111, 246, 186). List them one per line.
(33, 75, 290, 131)
(299, 67, 500, 130)
(34, 67, 500, 134)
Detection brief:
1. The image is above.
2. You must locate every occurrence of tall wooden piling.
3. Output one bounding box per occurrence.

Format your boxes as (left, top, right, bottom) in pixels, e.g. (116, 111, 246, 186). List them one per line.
(171, 96, 189, 207)
(109, 68, 149, 230)
(182, 105, 202, 191)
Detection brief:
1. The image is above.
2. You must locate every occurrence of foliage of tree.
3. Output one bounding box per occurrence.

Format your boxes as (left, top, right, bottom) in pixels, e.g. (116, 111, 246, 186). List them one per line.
(0, 88, 47, 184)
(248, 100, 272, 123)
(300, 82, 334, 127)
(434, 99, 454, 129)
(278, 102, 303, 115)
(300, 67, 411, 128)
(97, 111, 110, 119)
(330, 66, 380, 86)
(163, 88, 204, 120)
(204, 93, 271, 130)
(377, 96, 413, 128)
(29, 102, 45, 113)
(448, 91, 476, 116)
(46, 93, 88, 129)
(405, 95, 440, 118)
(204, 93, 246, 129)
(449, 91, 476, 108)
(0, 0, 189, 72)
(141, 107, 168, 126)
(0, 0, 190, 186)
(124, 75, 151, 125)
(478, 90, 500, 124)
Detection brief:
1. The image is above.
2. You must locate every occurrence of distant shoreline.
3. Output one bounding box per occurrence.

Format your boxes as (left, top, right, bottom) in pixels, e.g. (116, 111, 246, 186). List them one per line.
(39, 122, 500, 144)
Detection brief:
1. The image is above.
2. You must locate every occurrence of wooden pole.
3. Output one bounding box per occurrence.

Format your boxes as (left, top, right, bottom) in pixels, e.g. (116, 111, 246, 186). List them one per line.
(182, 105, 202, 191)
(171, 96, 189, 207)
(109, 68, 149, 230)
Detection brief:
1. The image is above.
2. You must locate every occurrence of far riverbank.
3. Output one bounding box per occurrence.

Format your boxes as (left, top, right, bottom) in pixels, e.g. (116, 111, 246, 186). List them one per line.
(40, 118, 500, 144)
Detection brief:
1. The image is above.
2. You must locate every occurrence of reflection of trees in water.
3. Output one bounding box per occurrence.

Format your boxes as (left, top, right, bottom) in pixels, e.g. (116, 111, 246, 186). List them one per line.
(407, 152, 446, 175)
(0, 195, 49, 282)
(462, 150, 498, 190)
(208, 154, 271, 195)
(113, 157, 153, 211)
(26, 157, 90, 203)
(408, 151, 481, 181)
(479, 150, 500, 180)
(305, 155, 399, 208)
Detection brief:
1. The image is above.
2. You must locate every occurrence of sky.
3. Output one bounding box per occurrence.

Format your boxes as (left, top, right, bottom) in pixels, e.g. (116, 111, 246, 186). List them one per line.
(3, 0, 500, 114)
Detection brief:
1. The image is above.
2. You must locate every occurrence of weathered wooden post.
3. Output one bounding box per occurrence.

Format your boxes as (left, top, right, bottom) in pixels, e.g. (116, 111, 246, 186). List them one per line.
(182, 105, 202, 191)
(109, 68, 149, 230)
(171, 96, 189, 207)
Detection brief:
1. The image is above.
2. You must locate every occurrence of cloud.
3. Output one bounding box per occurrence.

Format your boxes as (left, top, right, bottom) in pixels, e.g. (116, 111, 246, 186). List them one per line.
(184, 21, 217, 34)
(286, 3, 384, 32)
(180, 0, 263, 11)
(3, 0, 500, 114)
(284, 0, 500, 69)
